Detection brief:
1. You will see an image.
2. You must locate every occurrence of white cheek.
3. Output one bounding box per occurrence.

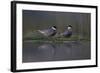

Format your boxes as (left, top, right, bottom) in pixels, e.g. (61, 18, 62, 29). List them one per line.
(68, 27, 71, 30)
(52, 27, 56, 30)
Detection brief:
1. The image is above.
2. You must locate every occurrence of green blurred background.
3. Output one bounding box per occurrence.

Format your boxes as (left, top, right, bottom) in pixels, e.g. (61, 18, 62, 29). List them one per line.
(22, 10, 91, 42)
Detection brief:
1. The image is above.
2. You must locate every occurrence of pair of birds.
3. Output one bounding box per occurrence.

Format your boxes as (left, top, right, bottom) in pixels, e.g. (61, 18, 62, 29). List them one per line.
(38, 25, 72, 38)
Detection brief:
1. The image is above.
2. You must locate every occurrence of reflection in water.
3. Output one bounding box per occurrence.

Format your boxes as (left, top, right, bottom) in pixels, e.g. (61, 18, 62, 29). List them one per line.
(23, 41, 90, 63)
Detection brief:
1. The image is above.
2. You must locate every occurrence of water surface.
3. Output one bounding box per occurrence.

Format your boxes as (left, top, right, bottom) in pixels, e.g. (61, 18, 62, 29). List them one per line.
(23, 41, 90, 63)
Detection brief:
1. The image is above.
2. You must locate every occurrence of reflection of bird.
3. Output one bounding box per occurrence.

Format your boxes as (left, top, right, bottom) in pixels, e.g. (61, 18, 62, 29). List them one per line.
(61, 25, 72, 37)
(38, 26, 57, 37)
(37, 44, 55, 58)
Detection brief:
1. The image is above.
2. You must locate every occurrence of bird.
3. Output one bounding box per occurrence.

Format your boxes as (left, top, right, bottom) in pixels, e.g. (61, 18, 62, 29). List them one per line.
(61, 25, 72, 37)
(38, 26, 57, 37)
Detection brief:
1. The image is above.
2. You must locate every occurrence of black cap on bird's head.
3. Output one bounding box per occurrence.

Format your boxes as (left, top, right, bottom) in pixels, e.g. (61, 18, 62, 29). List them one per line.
(52, 26, 57, 29)
(68, 24, 72, 28)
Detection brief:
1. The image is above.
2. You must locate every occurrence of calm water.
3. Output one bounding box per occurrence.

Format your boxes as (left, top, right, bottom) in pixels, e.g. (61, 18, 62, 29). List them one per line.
(23, 41, 90, 63)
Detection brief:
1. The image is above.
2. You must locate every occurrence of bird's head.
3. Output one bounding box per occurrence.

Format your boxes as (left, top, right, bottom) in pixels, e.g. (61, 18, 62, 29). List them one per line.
(52, 26, 57, 30)
(67, 24, 72, 30)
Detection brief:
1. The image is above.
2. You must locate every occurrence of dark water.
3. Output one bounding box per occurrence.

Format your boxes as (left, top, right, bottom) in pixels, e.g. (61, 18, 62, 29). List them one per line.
(23, 41, 90, 63)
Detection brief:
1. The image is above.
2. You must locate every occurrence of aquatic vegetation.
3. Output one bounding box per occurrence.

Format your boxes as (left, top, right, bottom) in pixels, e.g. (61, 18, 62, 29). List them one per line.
(23, 33, 90, 43)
